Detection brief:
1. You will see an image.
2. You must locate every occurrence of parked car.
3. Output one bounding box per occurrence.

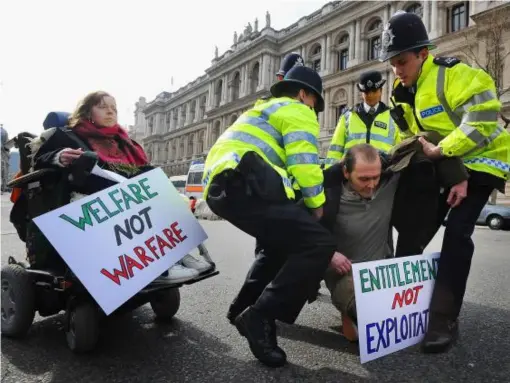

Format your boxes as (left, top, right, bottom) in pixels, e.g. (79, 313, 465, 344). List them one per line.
(444, 203, 510, 230)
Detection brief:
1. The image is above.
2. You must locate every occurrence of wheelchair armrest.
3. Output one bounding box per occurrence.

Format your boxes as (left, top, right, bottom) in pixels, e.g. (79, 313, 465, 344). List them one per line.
(7, 168, 59, 189)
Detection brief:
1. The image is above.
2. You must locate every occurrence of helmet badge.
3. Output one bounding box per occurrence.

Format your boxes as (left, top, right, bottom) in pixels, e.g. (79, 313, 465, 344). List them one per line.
(294, 56, 304, 68)
(381, 24, 396, 53)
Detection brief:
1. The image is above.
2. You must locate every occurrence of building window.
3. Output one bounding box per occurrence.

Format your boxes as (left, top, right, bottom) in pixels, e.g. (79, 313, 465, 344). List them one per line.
(366, 19, 382, 61)
(310, 44, 322, 72)
(339, 49, 348, 70)
(369, 36, 380, 60)
(406, 3, 423, 17)
(448, 2, 469, 32)
(335, 104, 347, 122)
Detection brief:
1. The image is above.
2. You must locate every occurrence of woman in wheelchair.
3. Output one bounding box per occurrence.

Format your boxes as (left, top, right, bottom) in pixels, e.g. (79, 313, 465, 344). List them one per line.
(28, 91, 211, 282)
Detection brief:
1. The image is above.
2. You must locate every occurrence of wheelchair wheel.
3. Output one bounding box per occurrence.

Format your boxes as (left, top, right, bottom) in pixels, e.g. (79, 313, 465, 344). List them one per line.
(1, 264, 35, 338)
(65, 301, 100, 353)
(150, 288, 180, 321)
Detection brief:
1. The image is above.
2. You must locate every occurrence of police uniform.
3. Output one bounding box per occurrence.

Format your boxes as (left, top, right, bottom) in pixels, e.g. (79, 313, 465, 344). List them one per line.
(381, 11, 510, 353)
(325, 71, 401, 165)
(203, 66, 335, 367)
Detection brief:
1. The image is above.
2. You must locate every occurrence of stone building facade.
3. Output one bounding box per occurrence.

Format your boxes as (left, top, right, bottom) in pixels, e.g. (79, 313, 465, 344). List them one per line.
(136, 0, 510, 177)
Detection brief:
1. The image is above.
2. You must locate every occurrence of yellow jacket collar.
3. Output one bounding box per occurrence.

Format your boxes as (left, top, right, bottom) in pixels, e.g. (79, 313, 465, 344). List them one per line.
(417, 54, 435, 88)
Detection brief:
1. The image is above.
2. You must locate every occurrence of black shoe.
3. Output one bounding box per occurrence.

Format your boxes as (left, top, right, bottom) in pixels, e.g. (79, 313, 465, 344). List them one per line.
(421, 318, 459, 354)
(234, 307, 287, 368)
(227, 303, 246, 325)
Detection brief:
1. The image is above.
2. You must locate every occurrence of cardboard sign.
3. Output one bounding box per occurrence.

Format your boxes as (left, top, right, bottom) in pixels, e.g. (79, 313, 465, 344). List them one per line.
(34, 168, 207, 315)
(352, 252, 441, 363)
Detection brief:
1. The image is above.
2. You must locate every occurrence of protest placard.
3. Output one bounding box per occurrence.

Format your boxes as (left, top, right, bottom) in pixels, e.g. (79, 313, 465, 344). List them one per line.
(352, 252, 441, 363)
(33, 168, 207, 315)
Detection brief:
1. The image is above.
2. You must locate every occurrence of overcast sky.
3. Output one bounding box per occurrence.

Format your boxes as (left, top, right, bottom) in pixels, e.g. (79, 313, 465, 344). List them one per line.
(0, 0, 331, 138)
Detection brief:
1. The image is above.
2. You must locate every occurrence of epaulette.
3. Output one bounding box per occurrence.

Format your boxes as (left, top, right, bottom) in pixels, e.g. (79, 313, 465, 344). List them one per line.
(433, 57, 461, 68)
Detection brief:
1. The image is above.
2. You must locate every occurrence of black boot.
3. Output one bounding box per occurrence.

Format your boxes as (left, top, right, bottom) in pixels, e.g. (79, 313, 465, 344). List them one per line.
(234, 307, 287, 367)
(421, 282, 459, 353)
(421, 315, 459, 353)
(227, 303, 246, 325)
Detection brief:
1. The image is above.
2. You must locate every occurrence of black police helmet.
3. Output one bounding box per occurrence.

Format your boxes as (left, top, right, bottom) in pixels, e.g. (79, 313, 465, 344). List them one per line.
(276, 53, 305, 77)
(379, 11, 436, 62)
(270, 66, 325, 112)
(357, 70, 386, 92)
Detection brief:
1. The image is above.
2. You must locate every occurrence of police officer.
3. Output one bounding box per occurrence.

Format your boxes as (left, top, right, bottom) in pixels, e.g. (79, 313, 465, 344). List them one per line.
(325, 70, 400, 165)
(380, 11, 510, 353)
(203, 66, 341, 367)
(252, 52, 305, 260)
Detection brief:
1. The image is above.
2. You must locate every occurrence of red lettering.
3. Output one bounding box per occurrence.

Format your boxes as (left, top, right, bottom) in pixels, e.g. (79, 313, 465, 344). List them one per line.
(392, 285, 424, 309)
(392, 290, 405, 310)
(100, 256, 130, 286)
(412, 285, 423, 304)
(134, 246, 154, 267)
(144, 236, 159, 259)
(124, 254, 144, 278)
(163, 228, 180, 247)
(171, 221, 188, 242)
(155, 234, 173, 256)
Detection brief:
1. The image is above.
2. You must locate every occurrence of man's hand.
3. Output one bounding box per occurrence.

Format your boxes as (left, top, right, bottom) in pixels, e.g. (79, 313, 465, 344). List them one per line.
(447, 180, 468, 208)
(311, 206, 323, 220)
(418, 137, 442, 159)
(330, 252, 351, 275)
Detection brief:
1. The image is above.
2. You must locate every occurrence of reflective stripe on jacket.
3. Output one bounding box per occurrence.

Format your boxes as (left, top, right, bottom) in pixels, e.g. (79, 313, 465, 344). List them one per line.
(203, 97, 325, 208)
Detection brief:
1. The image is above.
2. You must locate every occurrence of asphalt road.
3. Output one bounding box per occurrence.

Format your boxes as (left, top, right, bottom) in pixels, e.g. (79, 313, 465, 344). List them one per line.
(1, 194, 510, 383)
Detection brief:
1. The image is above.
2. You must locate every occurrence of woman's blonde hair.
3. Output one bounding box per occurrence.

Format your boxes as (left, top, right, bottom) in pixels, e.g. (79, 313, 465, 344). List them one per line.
(68, 91, 113, 128)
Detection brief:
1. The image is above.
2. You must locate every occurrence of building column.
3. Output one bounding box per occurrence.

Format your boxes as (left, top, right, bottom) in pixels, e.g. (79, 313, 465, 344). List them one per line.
(321, 35, 327, 74)
(220, 75, 228, 106)
(430, 1, 439, 39)
(469, 0, 476, 26)
(383, 4, 390, 26)
(349, 21, 356, 61)
(354, 19, 361, 65)
(206, 82, 214, 111)
(423, 0, 431, 33)
(261, 54, 270, 87)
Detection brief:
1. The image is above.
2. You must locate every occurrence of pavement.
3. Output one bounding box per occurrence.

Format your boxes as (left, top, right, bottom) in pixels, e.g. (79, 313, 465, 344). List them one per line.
(1, 193, 510, 383)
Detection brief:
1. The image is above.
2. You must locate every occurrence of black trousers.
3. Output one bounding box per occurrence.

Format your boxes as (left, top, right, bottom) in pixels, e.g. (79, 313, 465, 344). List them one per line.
(206, 161, 335, 324)
(254, 189, 303, 257)
(433, 181, 493, 318)
(397, 179, 493, 318)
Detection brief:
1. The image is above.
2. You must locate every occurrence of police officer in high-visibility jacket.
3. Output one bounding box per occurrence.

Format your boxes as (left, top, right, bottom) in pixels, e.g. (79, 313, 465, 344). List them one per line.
(325, 70, 400, 165)
(203, 66, 341, 367)
(380, 11, 510, 354)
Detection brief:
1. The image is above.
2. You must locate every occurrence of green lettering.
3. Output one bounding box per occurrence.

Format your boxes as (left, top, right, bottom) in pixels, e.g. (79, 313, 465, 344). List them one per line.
(139, 177, 159, 199)
(369, 269, 381, 291)
(128, 183, 148, 203)
(378, 265, 387, 289)
(121, 188, 140, 210)
(389, 264, 398, 286)
(403, 261, 413, 284)
(108, 189, 125, 213)
(420, 259, 428, 281)
(395, 264, 406, 286)
(360, 269, 371, 293)
(97, 197, 121, 218)
(88, 198, 109, 224)
(428, 259, 438, 280)
(59, 203, 94, 231)
(411, 261, 421, 283)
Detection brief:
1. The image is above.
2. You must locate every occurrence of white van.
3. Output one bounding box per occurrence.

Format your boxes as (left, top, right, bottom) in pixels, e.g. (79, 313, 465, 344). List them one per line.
(185, 160, 205, 199)
(169, 175, 187, 194)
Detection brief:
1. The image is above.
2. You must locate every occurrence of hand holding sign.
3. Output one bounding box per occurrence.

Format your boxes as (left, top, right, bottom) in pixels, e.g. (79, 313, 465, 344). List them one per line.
(331, 252, 351, 274)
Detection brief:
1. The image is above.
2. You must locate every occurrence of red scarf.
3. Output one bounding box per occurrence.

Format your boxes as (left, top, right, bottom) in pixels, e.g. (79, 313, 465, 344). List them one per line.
(73, 120, 148, 166)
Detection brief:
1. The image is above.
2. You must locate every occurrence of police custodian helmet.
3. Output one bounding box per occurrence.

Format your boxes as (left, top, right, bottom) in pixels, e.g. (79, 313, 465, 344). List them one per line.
(357, 70, 386, 92)
(379, 10, 436, 62)
(276, 53, 305, 77)
(270, 65, 325, 112)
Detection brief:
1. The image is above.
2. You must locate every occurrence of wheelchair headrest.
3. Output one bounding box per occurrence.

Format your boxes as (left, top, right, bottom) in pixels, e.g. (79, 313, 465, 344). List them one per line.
(43, 112, 71, 130)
